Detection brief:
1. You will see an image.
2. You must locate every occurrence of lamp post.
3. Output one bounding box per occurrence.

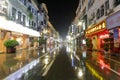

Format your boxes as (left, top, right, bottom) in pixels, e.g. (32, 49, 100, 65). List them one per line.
(43, 29, 48, 53)
(77, 21, 83, 50)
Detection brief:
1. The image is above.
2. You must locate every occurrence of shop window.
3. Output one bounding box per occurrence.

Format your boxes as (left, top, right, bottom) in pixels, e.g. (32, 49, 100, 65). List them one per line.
(12, 7, 16, 21)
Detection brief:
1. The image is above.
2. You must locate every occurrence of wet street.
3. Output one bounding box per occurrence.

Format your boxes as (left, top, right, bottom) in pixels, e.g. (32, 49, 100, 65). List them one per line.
(45, 46, 77, 80)
(2, 45, 120, 80)
(42, 45, 120, 80)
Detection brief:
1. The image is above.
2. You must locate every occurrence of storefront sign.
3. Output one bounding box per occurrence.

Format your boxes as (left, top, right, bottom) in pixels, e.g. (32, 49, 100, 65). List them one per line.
(86, 21, 106, 35)
(119, 29, 120, 38)
(99, 34, 109, 39)
(106, 10, 120, 29)
(114, 29, 119, 48)
(114, 29, 119, 39)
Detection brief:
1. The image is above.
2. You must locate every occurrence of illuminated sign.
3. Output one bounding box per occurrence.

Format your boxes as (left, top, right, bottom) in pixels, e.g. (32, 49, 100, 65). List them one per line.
(119, 29, 120, 37)
(86, 21, 106, 35)
(99, 34, 109, 39)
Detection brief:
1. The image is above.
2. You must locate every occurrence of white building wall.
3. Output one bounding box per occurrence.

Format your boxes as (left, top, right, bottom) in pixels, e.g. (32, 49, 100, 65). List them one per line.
(87, 0, 107, 25)
(87, 0, 120, 27)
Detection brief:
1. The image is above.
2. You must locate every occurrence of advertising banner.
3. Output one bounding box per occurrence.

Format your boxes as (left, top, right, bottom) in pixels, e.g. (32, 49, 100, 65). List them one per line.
(106, 11, 120, 29)
(114, 29, 119, 48)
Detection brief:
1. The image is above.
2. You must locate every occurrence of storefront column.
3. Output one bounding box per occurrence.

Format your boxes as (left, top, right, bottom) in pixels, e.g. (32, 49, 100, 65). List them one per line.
(22, 35, 27, 49)
(1, 32, 11, 52)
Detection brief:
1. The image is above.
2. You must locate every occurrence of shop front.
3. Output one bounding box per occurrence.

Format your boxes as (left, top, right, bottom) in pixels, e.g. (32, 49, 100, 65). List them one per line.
(85, 21, 109, 51)
(106, 10, 120, 53)
(0, 18, 40, 53)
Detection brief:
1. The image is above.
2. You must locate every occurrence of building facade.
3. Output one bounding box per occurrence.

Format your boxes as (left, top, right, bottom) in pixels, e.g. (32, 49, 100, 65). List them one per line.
(0, 0, 41, 52)
(74, 0, 120, 53)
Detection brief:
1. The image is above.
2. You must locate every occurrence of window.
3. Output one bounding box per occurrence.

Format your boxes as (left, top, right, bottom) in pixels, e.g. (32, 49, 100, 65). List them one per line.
(101, 5, 104, 17)
(88, 0, 94, 9)
(105, 0, 109, 10)
(23, 0, 26, 6)
(32, 8, 34, 14)
(32, 21, 34, 28)
(18, 11, 21, 23)
(29, 19, 31, 27)
(96, 9, 100, 19)
(82, 0, 85, 5)
(34, 23, 36, 27)
(44, 19, 46, 25)
(114, 0, 120, 7)
(19, 0, 26, 6)
(23, 15, 26, 26)
(12, 7, 16, 21)
(41, 21, 44, 25)
(28, 6, 31, 11)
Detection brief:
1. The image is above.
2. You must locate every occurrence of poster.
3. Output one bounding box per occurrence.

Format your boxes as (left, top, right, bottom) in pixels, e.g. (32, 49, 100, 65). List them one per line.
(114, 29, 119, 48)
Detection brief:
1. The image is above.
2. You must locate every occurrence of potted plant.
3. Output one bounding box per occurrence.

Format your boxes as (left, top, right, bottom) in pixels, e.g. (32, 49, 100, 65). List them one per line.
(86, 38, 93, 51)
(103, 43, 109, 52)
(103, 38, 113, 54)
(4, 39, 19, 53)
(38, 37, 46, 45)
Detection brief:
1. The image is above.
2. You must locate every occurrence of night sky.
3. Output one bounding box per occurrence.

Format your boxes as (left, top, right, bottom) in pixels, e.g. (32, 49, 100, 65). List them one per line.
(37, 0, 79, 38)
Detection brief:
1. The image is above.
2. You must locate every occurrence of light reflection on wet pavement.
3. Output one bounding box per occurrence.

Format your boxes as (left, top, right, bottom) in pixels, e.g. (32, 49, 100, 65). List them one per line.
(2, 45, 120, 80)
(44, 45, 120, 80)
(0, 48, 44, 80)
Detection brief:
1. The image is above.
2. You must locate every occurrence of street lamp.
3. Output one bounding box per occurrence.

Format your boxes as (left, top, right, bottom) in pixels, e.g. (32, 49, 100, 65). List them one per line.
(77, 21, 83, 50)
(78, 21, 82, 26)
(42, 29, 48, 53)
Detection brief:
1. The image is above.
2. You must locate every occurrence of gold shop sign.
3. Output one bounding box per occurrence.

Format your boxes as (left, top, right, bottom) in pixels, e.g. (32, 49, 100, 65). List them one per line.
(86, 21, 106, 35)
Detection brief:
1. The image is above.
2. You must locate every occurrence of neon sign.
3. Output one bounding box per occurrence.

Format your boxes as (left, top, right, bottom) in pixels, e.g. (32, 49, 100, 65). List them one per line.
(86, 21, 106, 35)
(99, 34, 109, 39)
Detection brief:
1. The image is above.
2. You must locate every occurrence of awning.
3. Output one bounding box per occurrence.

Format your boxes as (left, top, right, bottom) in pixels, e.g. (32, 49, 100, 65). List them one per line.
(0, 18, 40, 37)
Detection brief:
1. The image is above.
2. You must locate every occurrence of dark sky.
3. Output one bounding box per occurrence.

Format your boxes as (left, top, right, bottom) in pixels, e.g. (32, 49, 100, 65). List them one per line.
(37, 0, 79, 38)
